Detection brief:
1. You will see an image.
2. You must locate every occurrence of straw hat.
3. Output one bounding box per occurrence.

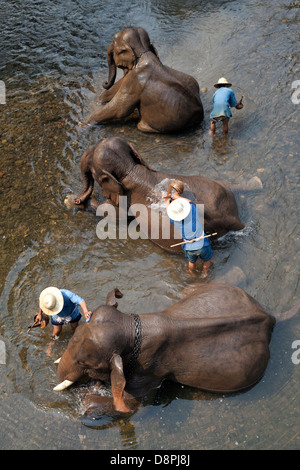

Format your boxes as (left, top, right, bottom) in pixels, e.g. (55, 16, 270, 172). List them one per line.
(214, 77, 232, 88)
(39, 287, 64, 316)
(167, 198, 191, 222)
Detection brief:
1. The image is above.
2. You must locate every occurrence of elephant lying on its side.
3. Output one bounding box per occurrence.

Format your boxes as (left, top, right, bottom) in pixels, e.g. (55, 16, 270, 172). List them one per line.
(54, 283, 300, 423)
(71, 136, 262, 253)
(84, 27, 204, 133)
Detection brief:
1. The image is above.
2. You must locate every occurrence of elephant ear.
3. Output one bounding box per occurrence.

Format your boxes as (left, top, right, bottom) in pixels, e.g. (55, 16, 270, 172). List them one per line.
(128, 143, 156, 172)
(149, 42, 159, 58)
(106, 288, 123, 307)
(110, 354, 130, 413)
(99, 169, 125, 205)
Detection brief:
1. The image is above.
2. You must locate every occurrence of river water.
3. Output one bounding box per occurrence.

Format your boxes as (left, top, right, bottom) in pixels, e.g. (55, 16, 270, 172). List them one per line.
(0, 0, 299, 450)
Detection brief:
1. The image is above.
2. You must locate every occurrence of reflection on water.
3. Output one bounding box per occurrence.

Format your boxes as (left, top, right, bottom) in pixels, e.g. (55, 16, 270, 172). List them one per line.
(0, 0, 299, 450)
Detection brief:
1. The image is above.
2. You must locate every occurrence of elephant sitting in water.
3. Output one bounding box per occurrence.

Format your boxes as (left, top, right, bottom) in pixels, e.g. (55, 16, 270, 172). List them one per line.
(53, 282, 299, 425)
(70, 136, 262, 253)
(83, 27, 204, 133)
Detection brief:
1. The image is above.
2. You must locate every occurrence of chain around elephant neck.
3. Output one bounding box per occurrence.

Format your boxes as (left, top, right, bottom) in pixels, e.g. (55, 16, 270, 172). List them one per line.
(125, 314, 142, 378)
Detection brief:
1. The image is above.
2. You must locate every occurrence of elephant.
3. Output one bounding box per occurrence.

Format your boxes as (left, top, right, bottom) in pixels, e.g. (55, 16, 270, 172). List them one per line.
(53, 283, 299, 424)
(71, 136, 262, 253)
(83, 27, 204, 133)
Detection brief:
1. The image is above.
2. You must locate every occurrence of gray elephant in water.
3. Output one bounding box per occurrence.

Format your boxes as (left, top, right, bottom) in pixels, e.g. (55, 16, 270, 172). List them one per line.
(68, 136, 262, 254)
(53, 279, 299, 427)
(84, 27, 204, 133)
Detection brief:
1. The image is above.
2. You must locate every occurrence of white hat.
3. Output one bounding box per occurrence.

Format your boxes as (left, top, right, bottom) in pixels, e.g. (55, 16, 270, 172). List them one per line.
(167, 198, 191, 222)
(39, 287, 64, 316)
(214, 77, 232, 88)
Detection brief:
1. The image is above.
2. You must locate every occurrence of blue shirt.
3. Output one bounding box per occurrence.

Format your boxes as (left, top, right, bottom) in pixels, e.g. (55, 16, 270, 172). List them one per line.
(169, 201, 211, 251)
(210, 87, 238, 119)
(58, 289, 84, 318)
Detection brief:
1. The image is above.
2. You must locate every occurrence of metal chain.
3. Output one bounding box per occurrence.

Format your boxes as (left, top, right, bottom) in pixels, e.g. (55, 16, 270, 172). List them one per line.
(125, 314, 142, 378)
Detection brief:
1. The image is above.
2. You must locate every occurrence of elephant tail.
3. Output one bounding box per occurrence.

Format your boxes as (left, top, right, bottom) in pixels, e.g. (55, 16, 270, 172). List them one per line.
(213, 215, 245, 233)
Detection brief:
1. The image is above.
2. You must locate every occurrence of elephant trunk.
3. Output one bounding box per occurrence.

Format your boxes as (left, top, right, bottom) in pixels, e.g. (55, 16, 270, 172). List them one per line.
(76, 147, 95, 204)
(77, 169, 94, 203)
(102, 42, 116, 90)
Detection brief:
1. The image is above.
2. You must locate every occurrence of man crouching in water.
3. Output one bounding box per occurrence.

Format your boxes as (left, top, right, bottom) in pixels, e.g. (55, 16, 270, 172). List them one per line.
(37, 287, 92, 354)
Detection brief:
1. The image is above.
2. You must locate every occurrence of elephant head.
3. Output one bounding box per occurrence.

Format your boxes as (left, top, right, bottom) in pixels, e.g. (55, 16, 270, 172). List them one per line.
(54, 289, 133, 413)
(75, 136, 154, 207)
(103, 27, 159, 90)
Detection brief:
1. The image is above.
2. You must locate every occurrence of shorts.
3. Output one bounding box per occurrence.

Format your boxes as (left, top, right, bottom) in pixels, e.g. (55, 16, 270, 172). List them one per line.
(184, 245, 213, 263)
(211, 115, 229, 123)
(51, 307, 82, 326)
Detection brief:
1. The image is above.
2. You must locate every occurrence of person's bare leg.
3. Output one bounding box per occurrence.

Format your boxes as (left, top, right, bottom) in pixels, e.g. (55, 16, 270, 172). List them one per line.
(210, 120, 216, 136)
(223, 120, 229, 135)
(201, 260, 211, 278)
(71, 322, 79, 332)
(188, 261, 197, 278)
(46, 325, 62, 356)
(52, 325, 62, 338)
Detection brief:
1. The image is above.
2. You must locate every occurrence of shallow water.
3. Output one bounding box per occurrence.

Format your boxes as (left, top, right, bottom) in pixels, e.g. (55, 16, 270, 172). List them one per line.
(0, 0, 299, 450)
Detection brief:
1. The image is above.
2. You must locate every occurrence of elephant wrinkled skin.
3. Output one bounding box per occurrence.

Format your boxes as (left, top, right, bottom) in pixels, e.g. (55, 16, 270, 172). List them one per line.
(72, 136, 259, 253)
(85, 27, 204, 133)
(54, 284, 279, 418)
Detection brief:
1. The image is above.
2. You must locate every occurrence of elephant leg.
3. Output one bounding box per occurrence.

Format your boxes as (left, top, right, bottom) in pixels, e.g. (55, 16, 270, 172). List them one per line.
(87, 75, 140, 125)
(100, 79, 123, 104)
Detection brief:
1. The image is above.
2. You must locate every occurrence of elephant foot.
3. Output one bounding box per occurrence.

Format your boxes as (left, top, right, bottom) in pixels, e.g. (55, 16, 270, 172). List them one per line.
(231, 176, 263, 192)
(180, 266, 246, 298)
(137, 120, 159, 133)
(214, 266, 246, 286)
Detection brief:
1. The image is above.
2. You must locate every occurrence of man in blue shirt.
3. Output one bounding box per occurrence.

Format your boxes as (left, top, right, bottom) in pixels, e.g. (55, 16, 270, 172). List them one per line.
(165, 193, 213, 277)
(37, 287, 92, 340)
(210, 77, 243, 135)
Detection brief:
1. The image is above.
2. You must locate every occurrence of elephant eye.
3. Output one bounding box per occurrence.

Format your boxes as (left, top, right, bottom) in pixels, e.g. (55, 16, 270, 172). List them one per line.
(77, 360, 87, 367)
